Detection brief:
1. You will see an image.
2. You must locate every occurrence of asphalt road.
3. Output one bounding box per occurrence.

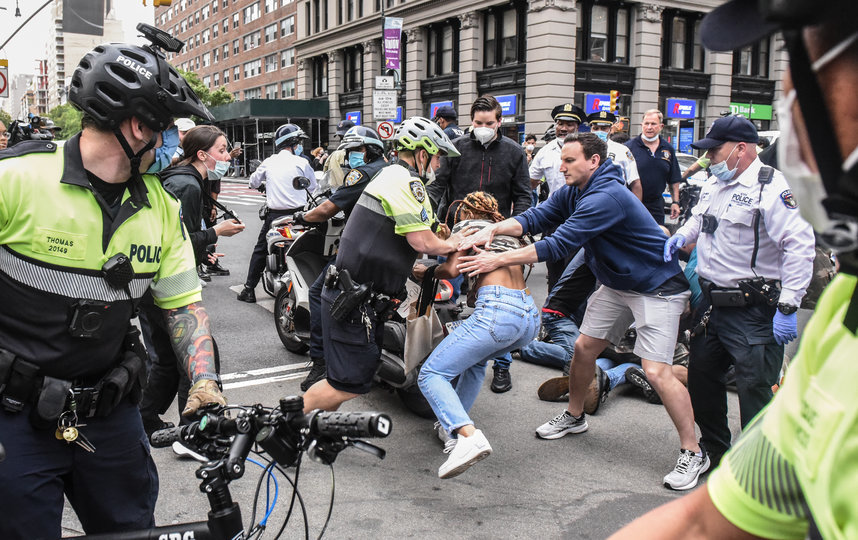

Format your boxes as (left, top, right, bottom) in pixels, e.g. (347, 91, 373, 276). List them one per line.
(62, 180, 744, 539)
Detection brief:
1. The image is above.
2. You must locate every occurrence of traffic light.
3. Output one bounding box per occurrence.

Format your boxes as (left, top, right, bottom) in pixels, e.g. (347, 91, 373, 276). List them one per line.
(143, 0, 173, 6)
(609, 90, 620, 113)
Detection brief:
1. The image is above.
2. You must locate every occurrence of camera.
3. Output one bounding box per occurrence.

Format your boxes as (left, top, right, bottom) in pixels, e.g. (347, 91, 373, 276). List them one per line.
(69, 300, 110, 339)
(6, 117, 54, 148)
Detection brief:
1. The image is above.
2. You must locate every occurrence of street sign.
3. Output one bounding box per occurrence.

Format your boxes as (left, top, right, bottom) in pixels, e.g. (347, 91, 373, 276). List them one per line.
(375, 75, 395, 90)
(377, 121, 395, 140)
(0, 59, 8, 99)
(373, 89, 397, 121)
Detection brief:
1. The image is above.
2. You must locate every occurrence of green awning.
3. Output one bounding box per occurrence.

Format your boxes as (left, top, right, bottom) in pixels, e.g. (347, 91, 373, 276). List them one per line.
(209, 99, 330, 122)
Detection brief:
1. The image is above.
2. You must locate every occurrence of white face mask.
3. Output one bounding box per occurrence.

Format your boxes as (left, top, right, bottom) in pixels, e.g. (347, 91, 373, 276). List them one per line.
(641, 133, 659, 143)
(473, 127, 496, 145)
(526, 144, 535, 152)
(777, 30, 858, 250)
(709, 144, 740, 182)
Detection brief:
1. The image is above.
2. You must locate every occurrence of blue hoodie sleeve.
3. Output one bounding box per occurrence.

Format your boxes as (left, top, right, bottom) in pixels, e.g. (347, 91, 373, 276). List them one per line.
(533, 190, 624, 262)
(514, 185, 576, 234)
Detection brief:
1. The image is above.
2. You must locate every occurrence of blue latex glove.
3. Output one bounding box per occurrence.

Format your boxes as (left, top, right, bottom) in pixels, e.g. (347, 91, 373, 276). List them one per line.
(663, 234, 686, 262)
(772, 311, 798, 345)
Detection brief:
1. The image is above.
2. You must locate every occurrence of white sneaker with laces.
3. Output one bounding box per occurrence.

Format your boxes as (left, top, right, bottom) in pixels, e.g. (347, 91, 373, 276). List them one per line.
(663, 449, 710, 490)
(535, 410, 588, 440)
(438, 429, 492, 479)
(172, 440, 207, 462)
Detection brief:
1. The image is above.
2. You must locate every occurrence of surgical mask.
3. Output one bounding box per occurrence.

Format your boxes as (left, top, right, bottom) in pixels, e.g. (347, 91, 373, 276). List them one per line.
(417, 151, 436, 183)
(709, 144, 739, 182)
(777, 31, 858, 251)
(205, 152, 231, 180)
(526, 144, 535, 152)
(293, 144, 303, 156)
(641, 133, 659, 143)
(348, 151, 366, 169)
(593, 131, 608, 142)
(473, 127, 496, 145)
(146, 126, 179, 173)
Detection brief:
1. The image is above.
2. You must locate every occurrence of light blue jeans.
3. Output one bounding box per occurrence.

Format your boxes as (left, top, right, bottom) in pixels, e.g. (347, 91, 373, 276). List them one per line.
(418, 286, 539, 436)
(596, 357, 640, 390)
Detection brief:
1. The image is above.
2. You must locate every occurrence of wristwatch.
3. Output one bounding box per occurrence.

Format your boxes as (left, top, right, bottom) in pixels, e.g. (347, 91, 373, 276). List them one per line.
(777, 303, 798, 315)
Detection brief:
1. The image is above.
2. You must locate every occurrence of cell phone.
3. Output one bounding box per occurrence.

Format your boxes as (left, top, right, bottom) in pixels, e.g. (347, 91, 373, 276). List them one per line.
(234, 142, 241, 150)
(709, 289, 747, 308)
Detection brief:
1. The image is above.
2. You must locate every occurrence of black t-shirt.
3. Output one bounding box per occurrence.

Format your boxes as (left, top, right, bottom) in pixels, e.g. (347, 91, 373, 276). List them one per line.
(328, 158, 387, 218)
(87, 170, 126, 220)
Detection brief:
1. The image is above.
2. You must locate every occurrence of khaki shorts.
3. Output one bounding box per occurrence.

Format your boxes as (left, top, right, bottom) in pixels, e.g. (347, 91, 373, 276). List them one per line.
(580, 285, 690, 364)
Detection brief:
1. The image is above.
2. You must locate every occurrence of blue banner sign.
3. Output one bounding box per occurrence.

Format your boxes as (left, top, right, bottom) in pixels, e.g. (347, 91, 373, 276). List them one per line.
(429, 101, 453, 118)
(585, 94, 612, 114)
(345, 111, 362, 125)
(666, 99, 696, 119)
(495, 94, 518, 116)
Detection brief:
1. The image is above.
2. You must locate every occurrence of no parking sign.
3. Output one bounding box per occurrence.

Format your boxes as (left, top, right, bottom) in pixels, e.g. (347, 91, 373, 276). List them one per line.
(0, 60, 9, 98)
(377, 121, 395, 140)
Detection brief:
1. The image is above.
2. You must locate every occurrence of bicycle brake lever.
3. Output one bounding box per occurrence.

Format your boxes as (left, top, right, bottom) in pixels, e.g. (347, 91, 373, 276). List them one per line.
(350, 439, 386, 460)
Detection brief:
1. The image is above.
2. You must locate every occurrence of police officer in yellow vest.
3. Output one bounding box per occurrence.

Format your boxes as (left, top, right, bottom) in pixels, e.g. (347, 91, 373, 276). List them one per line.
(611, 1, 858, 539)
(0, 38, 226, 538)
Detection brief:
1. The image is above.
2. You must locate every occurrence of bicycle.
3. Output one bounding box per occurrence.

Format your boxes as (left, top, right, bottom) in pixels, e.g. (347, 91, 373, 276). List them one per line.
(72, 396, 391, 540)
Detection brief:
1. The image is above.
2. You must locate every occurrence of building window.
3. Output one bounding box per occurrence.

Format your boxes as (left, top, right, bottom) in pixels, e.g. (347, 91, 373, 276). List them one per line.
(312, 55, 328, 97)
(223, 69, 229, 83)
(313, 0, 321, 33)
(281, 48, 295, 68)
(483, 3, 526, 68)
(223, 43, 229, 59)
(214, 48, 219, 63)
(281, 79, 296, 98)
(203, 52, 211, 67)
(203, 75, 211, 86)
(265, 0, 277, 13)
(343, 46, 362, 92)
(233, 39, 239, 55)
(243, 31, 261, 51)
(202, 29, 211, 43)
(734, 37, 770, 78)
(662, 10, 704, 71)
(265, 23, 277, 43)
(265, 53, 278, 73)
(232, 13, 239, 29)
(202, 6, 209, 19)
(234, 66, 241, 81)
(244, 59, 262, 78)
(214, 72, 220, 86)
(245, 87, 262, 99)
(281, 16, 295, 37)
(213, 23, 218, 38)
(223, 19, 228, 34)
(212, 0, 218, 14)
(243, 2, 261, 24)
(576, 1, 631, 64)
(426, 20, 459, 77)
(265, 83, 278, 99)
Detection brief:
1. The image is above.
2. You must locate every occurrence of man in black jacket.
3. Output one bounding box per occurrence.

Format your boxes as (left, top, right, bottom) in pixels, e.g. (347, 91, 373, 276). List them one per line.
(427, 95, 532, 393)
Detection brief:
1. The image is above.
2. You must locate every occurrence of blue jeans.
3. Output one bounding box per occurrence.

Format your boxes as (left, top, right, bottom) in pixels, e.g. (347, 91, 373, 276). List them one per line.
(418, 286, 539, 436)
(519, 313, 580, 372)
(595, 357, 639, 390)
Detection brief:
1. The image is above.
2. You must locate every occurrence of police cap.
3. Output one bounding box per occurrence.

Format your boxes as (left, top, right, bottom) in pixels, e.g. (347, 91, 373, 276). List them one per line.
(587, 110, 617, 126)
(691, 115, 759, 150)
(552, 104, 586, 124)
(336, 119, 356, 136)
(432, 105, 457, 121)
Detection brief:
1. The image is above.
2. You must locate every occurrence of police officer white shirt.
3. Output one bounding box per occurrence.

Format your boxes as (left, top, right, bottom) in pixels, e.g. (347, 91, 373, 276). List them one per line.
(249, 149, 317, 210)
(529, 139, 566, 194)
(607, 139, 640, 186)
(676, 157, 815, 307)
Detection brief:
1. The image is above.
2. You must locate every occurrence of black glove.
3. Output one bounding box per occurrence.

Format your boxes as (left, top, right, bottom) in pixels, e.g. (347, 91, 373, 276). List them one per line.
(293, 211, 310, 226)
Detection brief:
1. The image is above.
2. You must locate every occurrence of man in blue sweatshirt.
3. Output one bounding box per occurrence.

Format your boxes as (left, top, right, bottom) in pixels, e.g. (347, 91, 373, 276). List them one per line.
(458, 132, 708, 491)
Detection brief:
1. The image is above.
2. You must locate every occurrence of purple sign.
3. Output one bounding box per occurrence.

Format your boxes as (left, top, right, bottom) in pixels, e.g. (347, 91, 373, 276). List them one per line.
(383, 17, 403, 72)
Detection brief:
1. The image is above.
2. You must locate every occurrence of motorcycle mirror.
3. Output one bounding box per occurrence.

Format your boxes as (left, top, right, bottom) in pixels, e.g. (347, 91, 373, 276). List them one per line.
(247, 159, 261, 174)
(293, 176, 311, 190)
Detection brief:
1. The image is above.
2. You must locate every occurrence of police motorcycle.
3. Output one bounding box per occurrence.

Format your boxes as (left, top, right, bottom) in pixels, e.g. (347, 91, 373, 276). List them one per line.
(271, 176, 345, 353)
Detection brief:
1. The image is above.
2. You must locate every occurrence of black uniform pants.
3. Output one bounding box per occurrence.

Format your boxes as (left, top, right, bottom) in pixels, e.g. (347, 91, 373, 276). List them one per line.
(138, 299, 191, 425)
(244, 208, 299, 289)
(0, 400, 158, 538)
(688, 301, 784, 460)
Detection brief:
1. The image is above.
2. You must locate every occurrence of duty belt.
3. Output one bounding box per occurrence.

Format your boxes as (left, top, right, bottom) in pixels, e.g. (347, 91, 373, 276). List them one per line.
(698, 276, 780, 308)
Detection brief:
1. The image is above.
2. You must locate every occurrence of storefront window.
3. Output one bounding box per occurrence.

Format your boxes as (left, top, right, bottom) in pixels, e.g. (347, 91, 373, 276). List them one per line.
(662, 10, 705, 71)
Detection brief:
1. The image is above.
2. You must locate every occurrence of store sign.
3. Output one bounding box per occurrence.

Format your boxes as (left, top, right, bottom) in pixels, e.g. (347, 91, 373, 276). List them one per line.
(345, 111, 362, 125)
(429, 100, 453, 118)
(678, 127, 695, 154)
(666, 99, 696, 119)
(585, 94, 612, 114)
(496, 94, 518, 116)
(729, 102, 773, 120)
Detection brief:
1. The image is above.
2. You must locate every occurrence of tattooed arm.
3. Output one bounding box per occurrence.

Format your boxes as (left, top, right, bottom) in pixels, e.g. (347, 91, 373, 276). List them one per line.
(165, 302, 226, 415)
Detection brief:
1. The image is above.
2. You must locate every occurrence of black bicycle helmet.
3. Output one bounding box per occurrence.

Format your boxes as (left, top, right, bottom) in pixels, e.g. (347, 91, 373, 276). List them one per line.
(340, 126, 384, 160)
(274, 124, 307, 150)
(69, 42, 213, 131)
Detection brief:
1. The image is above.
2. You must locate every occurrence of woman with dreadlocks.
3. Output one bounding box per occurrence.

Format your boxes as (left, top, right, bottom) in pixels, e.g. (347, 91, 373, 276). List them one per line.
(418, 191, 539, 479)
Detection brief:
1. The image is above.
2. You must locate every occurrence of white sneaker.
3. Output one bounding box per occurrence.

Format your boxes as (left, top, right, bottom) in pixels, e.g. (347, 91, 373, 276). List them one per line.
(663, 449, 710, 490)
(438, 429, 492, 479)
(434, 421, 452, 445)
(172, 440, 207, 462)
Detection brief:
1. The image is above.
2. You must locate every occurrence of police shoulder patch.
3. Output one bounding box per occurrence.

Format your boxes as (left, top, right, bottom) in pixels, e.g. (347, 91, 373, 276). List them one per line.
(661, 149, 671, 161)
(344, 169, 363, 187)
(409, 180, 426, 203)
(780, 189, 798, 209)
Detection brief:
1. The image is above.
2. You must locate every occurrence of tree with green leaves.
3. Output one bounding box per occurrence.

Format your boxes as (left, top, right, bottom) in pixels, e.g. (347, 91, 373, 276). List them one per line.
(48, 104, 83, 140)
(178, 69, 234, 120)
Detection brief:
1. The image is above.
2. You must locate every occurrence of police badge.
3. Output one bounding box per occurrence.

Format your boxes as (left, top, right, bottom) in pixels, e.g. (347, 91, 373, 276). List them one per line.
(344, 169, 363, 187)
(409, 180, 426, 203)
